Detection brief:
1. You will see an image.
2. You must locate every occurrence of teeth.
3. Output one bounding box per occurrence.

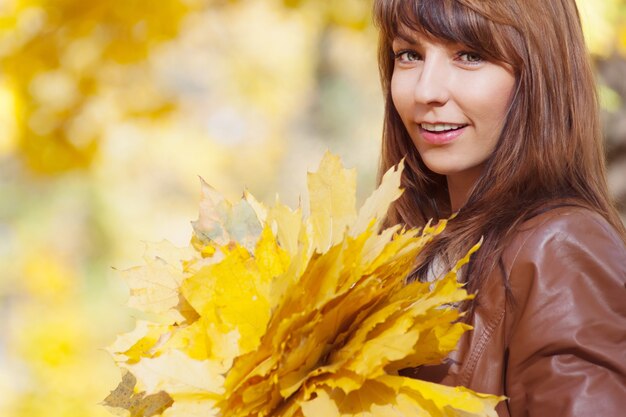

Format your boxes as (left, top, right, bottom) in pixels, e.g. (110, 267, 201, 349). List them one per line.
(421, 123, 465, 132)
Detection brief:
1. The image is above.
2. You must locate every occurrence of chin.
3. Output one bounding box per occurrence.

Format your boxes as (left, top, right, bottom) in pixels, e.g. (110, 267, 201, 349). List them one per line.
(422, 163, 460, 177)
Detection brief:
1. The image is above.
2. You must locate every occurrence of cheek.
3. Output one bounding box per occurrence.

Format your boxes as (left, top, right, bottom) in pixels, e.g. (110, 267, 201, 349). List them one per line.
(470, 74, 515, 131)
(390, 72, 411, 118)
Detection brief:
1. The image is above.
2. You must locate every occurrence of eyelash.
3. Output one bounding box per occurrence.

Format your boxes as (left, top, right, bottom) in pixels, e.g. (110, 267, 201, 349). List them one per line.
(394, 50, 420, 62)
(393, 49, 484, 65)
(458, 51, 483, 64)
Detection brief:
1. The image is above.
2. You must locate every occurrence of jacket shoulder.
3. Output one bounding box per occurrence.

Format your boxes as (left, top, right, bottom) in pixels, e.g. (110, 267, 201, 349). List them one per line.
(503, 205, 626, 272)
(501, 206, 626, 416)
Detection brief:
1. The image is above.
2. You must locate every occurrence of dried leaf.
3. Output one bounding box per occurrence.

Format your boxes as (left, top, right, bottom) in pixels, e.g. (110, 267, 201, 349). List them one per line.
(103, 371, 174, 417)
(192, 178, 263, 252)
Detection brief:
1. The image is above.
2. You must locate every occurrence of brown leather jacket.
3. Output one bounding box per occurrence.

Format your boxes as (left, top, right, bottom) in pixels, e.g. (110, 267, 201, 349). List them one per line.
(409, 207, 626, 416)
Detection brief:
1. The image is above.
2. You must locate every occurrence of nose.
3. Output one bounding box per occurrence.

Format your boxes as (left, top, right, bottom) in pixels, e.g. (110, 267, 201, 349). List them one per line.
(413, 56, 450, 106)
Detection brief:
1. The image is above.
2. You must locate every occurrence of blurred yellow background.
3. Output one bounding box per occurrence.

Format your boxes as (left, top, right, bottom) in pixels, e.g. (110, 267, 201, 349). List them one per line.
(0, 1, 624, 416)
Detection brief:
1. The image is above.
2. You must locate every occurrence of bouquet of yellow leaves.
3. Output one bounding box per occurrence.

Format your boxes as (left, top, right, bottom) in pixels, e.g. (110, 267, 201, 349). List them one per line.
(104, 152, 501, 417)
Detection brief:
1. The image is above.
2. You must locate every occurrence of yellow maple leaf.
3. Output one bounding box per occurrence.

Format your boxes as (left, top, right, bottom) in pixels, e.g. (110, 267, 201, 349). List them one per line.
(124, 349, 226, 398)
(120, 258, 186, 324)
(307, 151, 357, 252)
(350, 158, 404, 236)
(106, 152, 502, 417)
(266, 197, 304, 258)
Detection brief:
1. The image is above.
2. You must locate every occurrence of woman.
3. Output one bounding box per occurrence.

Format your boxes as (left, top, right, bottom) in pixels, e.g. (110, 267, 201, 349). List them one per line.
(372, 0, 626, 416)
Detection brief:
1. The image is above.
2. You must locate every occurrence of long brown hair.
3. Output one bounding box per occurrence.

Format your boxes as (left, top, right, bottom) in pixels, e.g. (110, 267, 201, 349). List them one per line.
(373, 0, 626, 295)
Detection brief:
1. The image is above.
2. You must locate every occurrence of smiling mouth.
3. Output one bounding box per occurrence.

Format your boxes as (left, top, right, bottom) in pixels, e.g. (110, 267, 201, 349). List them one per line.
(418, 123, 467, 145)
(420, 123, 468, 133)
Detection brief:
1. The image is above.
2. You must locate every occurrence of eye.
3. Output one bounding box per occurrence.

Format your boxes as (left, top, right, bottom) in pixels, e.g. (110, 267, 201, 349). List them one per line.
(394, 50, 421, 63)
(458, 51, 483, 64)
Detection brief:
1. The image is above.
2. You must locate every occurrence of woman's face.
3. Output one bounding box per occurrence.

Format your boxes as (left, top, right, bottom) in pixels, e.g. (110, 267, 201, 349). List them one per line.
(391, 30, 516, 186)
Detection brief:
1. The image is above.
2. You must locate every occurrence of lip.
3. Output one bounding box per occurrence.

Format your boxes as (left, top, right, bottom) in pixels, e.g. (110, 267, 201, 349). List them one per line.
(419, 125, 467, 145)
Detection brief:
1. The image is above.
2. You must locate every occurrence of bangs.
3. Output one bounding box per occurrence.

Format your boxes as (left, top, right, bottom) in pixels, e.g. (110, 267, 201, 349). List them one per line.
(374, 0, 511, 63)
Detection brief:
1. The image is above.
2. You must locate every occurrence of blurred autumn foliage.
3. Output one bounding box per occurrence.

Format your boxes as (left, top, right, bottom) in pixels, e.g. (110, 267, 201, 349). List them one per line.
(0, 0, 193, 173)
(0, 0, 624, 417)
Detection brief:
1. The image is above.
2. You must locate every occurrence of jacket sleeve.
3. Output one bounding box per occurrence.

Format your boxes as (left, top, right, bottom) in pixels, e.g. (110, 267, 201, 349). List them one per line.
(504, 210, 626, 417)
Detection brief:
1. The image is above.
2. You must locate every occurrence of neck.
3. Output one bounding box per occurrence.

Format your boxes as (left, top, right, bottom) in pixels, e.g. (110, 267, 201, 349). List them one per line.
(446, 167, 483, 212)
